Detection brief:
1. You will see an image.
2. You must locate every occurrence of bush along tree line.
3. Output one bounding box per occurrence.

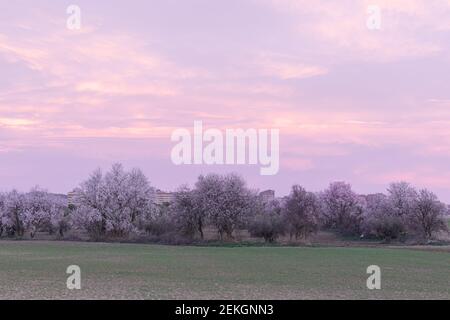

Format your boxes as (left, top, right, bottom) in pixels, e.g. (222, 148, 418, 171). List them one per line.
(0, 163, 448, 244)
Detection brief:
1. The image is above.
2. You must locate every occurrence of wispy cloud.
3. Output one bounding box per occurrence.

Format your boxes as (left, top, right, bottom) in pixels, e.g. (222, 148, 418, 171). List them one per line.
(261, 0, 448, 61)
(0, 1, 449, 200)
(255, 53, 328, 79)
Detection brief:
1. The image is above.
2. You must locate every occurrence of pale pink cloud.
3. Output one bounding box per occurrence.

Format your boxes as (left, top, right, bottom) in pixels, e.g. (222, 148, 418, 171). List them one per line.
(0, 30, 204, 99)
(0, 1, 449, 200)
(254, 53, 328, 79)
(261, 0, 448, 61)
(282, 158, 315, 171)
(357, 167, 450, 190)
(0, 117, 38, 128)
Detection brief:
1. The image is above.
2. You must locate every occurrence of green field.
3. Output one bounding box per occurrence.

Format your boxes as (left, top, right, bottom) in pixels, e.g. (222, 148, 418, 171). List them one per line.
(0, 241, 448, 299)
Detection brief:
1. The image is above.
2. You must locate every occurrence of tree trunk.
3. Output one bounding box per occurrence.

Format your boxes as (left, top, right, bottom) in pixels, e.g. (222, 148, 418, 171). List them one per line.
(198, 219, 204, 240)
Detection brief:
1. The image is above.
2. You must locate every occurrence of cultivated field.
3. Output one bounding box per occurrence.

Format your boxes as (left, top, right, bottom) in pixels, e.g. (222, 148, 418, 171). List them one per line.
(0, 241, 448, 300)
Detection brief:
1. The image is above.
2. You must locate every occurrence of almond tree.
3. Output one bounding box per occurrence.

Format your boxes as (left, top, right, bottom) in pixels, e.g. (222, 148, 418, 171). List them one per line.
(283, 185, 320, 240)
(23, 187, 54, 237)
(386, 182, 417, 217)
(48, 196, 71, 237)
(195, 173, 256, 240)
(218, 174, 256, 239)
(411, 189, 448, 239)
(361, 193, 405, 240)
(101, 163, 137, 236)
(194, 174, 223, 237)
(1, 190, 27, 237)
(172, 186, 204, 239)
(73, 163, 154, 238)
(72, 168, 105, 238)
(380, 182, 419, 239)
(319, 182, 364, 235)
(127, 168, 155, 225)
(0, 193, 3, 236)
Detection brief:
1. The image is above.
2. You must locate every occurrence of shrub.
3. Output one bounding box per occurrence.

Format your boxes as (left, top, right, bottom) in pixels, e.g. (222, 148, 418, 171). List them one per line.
(248, 210, 285, 243)
(363, 213, 406, 241)
(144, 213, 177, 237)
(71, 206, 104, 240)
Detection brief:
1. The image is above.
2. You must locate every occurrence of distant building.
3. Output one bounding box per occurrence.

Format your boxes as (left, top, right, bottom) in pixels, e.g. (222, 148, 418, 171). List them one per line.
(67, 190, 78, 206)
(155, 190, 174, 205)
(276, 196, 289, 206)
(259, 189, 275, 203)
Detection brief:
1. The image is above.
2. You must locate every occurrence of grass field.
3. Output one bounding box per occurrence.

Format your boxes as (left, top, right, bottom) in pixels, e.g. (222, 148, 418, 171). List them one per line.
(0, 241, 448, 299)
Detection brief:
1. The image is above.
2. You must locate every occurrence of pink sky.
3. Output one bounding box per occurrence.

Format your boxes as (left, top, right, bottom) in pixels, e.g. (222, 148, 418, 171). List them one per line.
(1, 0, 450, 201)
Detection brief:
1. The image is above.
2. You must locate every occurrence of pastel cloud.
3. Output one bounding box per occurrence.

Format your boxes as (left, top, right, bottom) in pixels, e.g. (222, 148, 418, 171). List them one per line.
(254, 53, 328, 79)
(0, 1, 449, 201)
(261, 0, 449, 61)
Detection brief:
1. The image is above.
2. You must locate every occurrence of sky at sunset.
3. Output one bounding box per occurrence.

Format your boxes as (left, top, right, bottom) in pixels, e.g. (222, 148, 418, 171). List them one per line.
(1, 0, 450, 200)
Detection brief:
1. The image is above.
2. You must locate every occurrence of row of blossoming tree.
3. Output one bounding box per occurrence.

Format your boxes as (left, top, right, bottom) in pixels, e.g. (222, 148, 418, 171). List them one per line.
(0, 163, 448, 243)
